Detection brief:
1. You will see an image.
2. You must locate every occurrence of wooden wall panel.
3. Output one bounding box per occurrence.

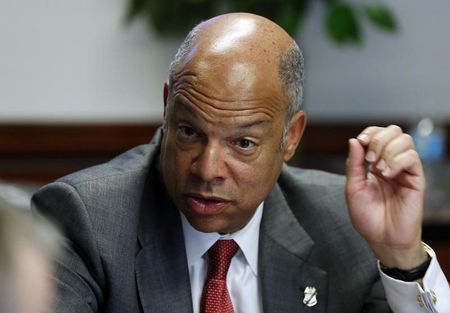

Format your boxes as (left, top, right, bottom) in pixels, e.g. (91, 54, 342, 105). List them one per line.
(1, 122, 449, 183)
(428, 241, 450, 280)
(0, 124, 159, 157)
(0, 124, 158, 184)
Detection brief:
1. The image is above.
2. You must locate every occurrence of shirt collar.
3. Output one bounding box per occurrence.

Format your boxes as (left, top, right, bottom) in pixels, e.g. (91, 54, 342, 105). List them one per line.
(181, 202, 264, 276)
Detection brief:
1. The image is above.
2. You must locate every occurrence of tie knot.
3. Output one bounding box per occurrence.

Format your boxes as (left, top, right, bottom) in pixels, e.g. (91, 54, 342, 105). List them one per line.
(207, 240, 239, 280)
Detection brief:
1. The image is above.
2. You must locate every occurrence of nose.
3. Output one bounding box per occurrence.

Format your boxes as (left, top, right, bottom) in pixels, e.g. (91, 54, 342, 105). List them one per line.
(191, 141, 226, 184)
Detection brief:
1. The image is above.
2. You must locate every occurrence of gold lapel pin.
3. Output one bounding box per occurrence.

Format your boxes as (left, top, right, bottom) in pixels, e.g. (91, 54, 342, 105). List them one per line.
(303, 286, 318, 307)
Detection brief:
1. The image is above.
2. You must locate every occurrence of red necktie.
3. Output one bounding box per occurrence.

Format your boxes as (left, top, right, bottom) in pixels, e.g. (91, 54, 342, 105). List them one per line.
(200, 239, 239, 313)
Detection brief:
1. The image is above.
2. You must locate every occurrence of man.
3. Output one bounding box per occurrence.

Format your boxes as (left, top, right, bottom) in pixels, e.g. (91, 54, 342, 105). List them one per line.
(32, 13, 449, 312)
(0, 196, 61, 313)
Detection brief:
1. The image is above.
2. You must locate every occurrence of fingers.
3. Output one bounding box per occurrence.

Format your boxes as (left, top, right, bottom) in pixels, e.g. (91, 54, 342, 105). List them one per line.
(358, 125, 403, 162)
(387, 149, 422, 178)
(356, 125, 424, 180)
(346, 138, 366, 188)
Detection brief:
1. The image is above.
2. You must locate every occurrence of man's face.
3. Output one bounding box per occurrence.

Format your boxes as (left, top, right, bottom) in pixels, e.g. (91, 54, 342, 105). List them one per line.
(160, 52, 297, 233)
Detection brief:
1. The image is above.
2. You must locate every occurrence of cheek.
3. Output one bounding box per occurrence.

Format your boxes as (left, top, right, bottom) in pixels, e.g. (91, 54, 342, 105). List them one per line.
(174, 153, 193, 178)
(162, 139, 193, 186)
(229, 153, 282, 194)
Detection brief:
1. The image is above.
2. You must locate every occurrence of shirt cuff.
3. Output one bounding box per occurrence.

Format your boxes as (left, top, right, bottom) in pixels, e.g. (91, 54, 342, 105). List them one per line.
(378, 244, 450, 313)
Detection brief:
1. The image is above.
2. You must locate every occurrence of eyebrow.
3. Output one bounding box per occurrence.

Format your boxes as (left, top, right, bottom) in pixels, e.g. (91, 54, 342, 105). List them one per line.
(237, 120, 269, 129)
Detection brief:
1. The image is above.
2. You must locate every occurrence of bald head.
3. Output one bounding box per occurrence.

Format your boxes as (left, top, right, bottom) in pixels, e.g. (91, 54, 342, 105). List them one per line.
(168, 13, 304, 117)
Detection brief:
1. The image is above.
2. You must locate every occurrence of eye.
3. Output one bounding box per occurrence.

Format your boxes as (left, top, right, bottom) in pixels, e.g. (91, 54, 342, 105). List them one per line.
(178, 125, 197, 137)
(235, 138, 256, 150)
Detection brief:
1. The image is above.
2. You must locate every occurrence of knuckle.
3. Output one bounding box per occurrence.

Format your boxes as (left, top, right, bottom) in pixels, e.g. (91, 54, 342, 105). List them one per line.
(360, 126, 380, 137)
(388, 158, 399, 169)
(370, 136, 383, 150)
(400, 132, 411, 139)
(401, 133, 413, 145)
(383, 144, 395, 157)
(388, 124, 402, 133)
(408, 149, 420, 159)
(362, 126, 375, 134)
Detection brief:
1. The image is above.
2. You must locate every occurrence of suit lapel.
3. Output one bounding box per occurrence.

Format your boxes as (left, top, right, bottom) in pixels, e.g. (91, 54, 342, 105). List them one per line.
(135, 225, 193, 313)
(135, 163, 193, 313)
(260, 184, 328, 313)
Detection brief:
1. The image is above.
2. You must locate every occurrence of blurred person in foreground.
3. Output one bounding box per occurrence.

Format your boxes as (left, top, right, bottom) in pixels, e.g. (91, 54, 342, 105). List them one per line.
(32, 13, 449, 313)
(0, 197, 61, 313)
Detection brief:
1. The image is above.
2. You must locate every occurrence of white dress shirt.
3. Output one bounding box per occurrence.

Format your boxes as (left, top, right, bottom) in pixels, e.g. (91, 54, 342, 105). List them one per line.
(181, 203, 264, 313)
(181, 203, 450, 313)
(379, 243, 450, 313)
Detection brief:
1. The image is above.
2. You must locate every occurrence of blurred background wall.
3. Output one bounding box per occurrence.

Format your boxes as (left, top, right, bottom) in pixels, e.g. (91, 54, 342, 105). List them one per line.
(0, 0, 177, 123)
(1, 0, 449, 124)
(302, 0, 450, 122)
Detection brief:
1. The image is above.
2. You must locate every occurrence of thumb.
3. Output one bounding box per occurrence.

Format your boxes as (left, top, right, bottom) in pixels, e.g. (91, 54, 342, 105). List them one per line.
(346, 138, 367, 192)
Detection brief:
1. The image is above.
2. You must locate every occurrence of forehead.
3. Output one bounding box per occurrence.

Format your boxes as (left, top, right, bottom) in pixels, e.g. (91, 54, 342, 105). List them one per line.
(170, 50, 288, 120)
(174, 99, 275, 135)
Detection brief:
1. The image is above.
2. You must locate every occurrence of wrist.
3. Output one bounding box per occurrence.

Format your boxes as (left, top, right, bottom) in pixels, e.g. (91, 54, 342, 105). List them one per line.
(376, 242, 428, 270)
(379, 243, 433, 282)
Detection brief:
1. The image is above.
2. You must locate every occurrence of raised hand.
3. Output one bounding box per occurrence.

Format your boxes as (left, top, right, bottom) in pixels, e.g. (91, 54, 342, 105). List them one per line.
(345, 125, 428, 269)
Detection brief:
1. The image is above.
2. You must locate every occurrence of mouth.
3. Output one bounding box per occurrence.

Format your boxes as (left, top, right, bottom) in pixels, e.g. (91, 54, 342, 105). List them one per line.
(184, 193, 230, 216)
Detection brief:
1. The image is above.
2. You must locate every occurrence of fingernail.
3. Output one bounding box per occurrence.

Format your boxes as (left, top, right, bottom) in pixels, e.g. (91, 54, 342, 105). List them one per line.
(382, 166, 391, 177)
(365, 151, 376, 162)
(357, 133, 369, 143)
(376, 159, 386, 171)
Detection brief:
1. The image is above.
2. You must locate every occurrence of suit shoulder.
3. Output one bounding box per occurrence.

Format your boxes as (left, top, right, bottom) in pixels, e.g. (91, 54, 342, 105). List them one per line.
(278, 166, 376, 284)
(279, 165, 345, 190)
(278, 165, 349, 232)
(57, 143, 159, 186)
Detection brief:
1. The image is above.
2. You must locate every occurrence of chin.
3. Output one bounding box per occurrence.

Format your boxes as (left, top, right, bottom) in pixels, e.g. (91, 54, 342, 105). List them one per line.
(187, 216, 232, 234)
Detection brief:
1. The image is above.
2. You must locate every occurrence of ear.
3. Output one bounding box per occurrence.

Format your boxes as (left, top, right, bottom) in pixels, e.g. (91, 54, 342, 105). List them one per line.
(283, 111, 307, 162)
(162, 82, 170, 130)
(163, 82, 169, 114)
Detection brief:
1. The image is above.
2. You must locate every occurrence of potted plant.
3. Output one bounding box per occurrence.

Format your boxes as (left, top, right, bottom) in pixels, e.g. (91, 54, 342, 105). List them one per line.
(126, 0, 396, 44)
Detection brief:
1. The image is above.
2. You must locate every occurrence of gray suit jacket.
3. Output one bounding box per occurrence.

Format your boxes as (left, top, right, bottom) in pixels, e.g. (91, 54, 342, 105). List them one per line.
(32, 130, 391, 313)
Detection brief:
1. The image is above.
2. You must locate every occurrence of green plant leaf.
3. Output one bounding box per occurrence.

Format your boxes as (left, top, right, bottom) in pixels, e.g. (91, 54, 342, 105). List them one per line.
(326, 4, 360, 44)
(125, 0, 146, 22)
(228, 0, 280, 20)
(144, 0, 215, 36)
(126, 0, 396, 45)
(275, 0, 308, 36)
(364, 4, 397, 31)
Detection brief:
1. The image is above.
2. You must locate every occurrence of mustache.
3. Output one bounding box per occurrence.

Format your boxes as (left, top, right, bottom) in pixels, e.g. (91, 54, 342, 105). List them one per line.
(184, 177, 237, 200)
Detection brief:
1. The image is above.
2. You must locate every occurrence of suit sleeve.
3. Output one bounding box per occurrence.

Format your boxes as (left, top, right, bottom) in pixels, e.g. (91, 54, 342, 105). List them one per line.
(32, 182, 105, 313)
(359, 278, 393, 313)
